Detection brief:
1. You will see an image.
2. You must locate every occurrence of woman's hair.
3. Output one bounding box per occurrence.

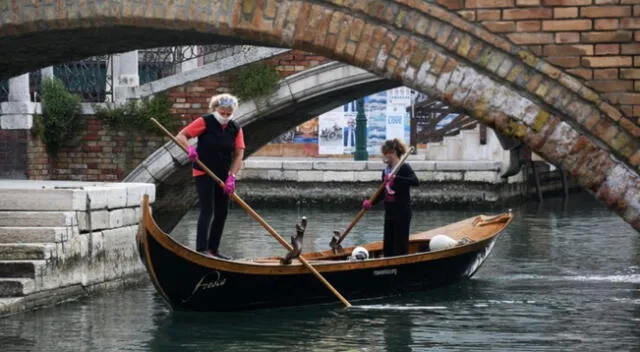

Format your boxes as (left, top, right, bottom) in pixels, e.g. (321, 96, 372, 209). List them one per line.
(208, 93, 239, 112)
(380, 138, 407, 158)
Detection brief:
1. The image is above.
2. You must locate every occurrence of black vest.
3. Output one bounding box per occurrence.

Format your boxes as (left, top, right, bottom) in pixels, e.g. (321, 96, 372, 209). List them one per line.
(193, 114, 239, 178)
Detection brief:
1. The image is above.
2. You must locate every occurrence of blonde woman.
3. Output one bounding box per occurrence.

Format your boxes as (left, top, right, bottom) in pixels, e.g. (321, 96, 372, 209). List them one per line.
(176, 94, 245, 259)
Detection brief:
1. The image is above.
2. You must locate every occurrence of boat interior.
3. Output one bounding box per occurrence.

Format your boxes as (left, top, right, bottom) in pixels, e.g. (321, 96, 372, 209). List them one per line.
(249, 212, 512, 264)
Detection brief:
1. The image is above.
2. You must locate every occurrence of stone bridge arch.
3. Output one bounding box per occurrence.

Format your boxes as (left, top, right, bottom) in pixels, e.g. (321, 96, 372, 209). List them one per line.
(1, 0, 637, 231)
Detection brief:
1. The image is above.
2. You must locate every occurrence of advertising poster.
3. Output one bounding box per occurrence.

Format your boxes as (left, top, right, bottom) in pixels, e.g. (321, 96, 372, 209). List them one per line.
(365, 92, 388, 155)
(318, 107, 345, 155)
(316, 87, 417, 156)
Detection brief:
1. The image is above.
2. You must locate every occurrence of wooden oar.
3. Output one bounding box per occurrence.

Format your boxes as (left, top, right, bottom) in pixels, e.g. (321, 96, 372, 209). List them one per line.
(329, 146, 415, 253)
(150, 118, 352, 308)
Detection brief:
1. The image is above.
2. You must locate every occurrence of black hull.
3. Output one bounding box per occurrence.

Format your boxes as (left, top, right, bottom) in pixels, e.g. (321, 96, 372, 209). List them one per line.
(138, 232, 498, 312)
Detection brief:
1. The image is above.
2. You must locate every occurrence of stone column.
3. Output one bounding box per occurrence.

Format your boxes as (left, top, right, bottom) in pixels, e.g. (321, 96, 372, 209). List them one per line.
(180, 46, 199, 72)
(0, 73, 34, 179)
(112, 51, 139, 103)
(41, 66, 54, 81)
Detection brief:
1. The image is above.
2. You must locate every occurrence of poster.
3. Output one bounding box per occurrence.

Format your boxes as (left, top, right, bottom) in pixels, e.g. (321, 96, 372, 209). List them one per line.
(312, 87, 417, 156)
(318, 107, 345, 155)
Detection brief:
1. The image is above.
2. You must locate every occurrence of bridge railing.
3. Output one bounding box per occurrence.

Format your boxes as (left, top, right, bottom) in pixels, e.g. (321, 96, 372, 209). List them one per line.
(0, 45, 239, 103)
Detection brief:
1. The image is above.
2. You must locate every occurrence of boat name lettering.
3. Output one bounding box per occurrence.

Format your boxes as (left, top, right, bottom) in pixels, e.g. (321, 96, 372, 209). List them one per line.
(191, 271, 227, 295)
(373, 268, 397, 276)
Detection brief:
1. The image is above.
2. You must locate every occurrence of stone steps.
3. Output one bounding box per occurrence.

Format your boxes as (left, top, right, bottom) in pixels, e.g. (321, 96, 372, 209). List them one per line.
(0, 278, 34, 297)
(0, 260, 46, 279)
(0, 211, 77, 227)
(0, 226, 78, 243)
(0, 243, 55, 260)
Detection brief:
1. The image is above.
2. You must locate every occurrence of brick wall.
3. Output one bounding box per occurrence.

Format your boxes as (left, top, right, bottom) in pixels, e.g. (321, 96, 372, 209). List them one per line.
(26, 118, 166, 181)
(0, 130, 28, 179)
(167, 50, 330, 120)
(437, 0, 640, 121)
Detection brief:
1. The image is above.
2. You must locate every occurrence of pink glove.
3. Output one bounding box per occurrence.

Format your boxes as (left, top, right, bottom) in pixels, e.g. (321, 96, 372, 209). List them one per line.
(187, 146, 198, 162)
(384, 174, 396, 195)
(362, 199, 372, 210)
(223, 174, 236, 195)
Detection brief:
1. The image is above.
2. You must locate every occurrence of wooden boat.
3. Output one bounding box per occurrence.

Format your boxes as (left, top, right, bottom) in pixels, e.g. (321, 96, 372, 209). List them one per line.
(136, 195, 513, 312)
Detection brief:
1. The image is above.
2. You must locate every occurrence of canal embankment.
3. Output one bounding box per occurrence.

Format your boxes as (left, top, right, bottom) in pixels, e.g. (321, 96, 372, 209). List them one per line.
(0, 180, 154, 317)
(233, 156, 576, 209)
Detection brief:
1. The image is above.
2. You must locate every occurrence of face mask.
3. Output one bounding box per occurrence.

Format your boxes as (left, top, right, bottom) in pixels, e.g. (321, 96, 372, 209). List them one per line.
(213, 111, 232, 125)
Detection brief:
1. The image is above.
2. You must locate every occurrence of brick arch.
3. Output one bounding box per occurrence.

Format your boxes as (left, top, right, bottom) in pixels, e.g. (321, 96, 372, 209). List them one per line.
(1, 0, 638, 231)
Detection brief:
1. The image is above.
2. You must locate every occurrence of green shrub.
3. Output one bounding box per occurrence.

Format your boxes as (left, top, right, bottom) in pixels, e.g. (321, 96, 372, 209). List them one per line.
(229, 62, 281, 101)
(94, 93, 177, 134)
(38, 78, 83, 157)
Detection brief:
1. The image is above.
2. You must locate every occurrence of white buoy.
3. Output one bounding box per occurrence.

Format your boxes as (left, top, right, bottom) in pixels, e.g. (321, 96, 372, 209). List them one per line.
(350, 246, 369, 261)
(429, 234, 459, 251)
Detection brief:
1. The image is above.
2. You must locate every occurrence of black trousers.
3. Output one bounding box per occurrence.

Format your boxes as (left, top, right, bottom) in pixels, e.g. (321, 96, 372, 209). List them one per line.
(195, 175, 229, 253)
(383, 210, 412, 257)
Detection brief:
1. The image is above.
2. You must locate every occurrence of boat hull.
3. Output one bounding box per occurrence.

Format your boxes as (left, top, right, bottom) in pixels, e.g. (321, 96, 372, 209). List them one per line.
(138, 230, 498, 312)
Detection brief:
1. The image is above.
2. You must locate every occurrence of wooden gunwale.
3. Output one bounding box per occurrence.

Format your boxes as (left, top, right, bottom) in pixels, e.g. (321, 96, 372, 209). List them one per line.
(141, 197, 512, 276)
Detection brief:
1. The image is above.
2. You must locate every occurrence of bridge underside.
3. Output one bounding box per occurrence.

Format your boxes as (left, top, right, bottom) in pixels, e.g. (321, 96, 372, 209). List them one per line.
(0, 27, 273, 81)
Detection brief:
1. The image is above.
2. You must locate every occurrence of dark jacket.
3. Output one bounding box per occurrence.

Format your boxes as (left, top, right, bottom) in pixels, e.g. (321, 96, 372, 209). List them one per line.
(193, 114, 239, 178)
(373, 163, 419, 215)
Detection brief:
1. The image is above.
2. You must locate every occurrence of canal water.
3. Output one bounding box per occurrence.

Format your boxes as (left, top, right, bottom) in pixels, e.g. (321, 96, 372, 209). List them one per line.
(1, 192, 638, 351)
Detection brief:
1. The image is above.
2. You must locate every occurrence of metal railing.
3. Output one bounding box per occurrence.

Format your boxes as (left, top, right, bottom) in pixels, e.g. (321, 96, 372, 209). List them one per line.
(2, 45, 244, 103)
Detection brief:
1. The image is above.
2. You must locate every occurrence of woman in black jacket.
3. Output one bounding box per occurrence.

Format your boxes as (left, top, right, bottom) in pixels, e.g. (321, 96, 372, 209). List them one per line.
(363, 139, 419, 257)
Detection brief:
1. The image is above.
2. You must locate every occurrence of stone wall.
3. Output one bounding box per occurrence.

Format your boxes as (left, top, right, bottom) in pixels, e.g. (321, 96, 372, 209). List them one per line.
(0, 180, 155, 317)
(0, 129, 27, 179)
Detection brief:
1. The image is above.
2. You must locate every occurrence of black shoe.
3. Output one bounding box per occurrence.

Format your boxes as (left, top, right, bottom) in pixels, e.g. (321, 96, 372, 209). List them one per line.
(213, 252, 232, 260)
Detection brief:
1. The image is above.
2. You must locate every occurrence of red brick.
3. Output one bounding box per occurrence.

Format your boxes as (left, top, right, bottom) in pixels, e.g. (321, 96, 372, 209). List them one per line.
(596, 0, 622, 3)
(465, 0, 515, 7)
(567, 68, 594, 80)
(477, 9, 501, 20)
(581, 6, 632, 17)
(526, 45, 544, 55)
(517, 20, 541, 31)
(582, 56, 633, 67)
(543, 0, 592, 5)
(555, 32, 581, 43)
(594, 68, 619, 79)
(635, 5, 640, 15)
(594, 19, 619, 30)
(546, 56, 581, 67)
(483, 20, 517, 32)
(554, 7, 578, 18)
(634, 81, 640, 91)
(458, 10, 477, 21)
(622, 44, 640, 54)
(542, 19, 592, 31)
(618, 93, 640, 104)
(581, 31, 634, 42)
(503, 8, 553, 19)
(636, 56, 640, 66)
(621, 18, 640, 29)
(595, 44, 621, 55)
(543, 44, 593, 56)
(516, 0, 541, 5)
(437, 0, 465, 9)
(508, 32, 555, 44)
(587, 80, 634, 92)
(621, 68, 640, 78)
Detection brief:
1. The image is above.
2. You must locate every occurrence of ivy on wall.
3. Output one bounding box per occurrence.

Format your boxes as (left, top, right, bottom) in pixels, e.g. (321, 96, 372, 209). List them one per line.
(229, 62, 281, 101)
(93, 93, 177, 134)
(34, 78, 84, 158)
